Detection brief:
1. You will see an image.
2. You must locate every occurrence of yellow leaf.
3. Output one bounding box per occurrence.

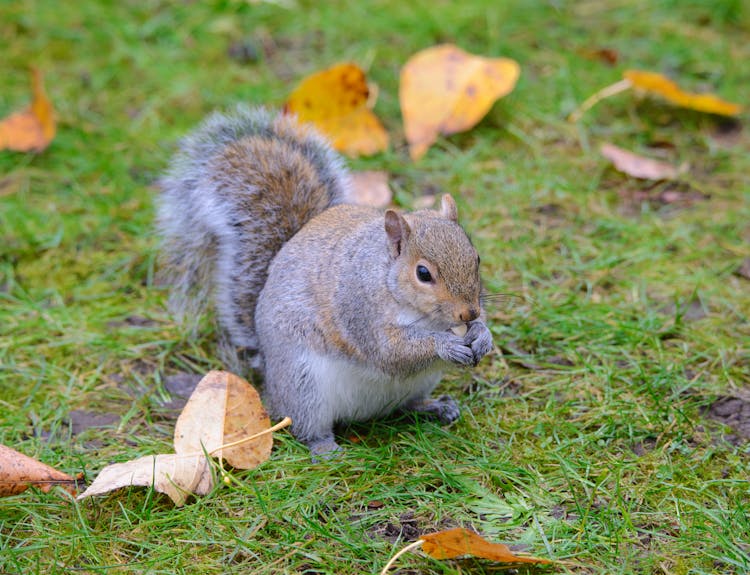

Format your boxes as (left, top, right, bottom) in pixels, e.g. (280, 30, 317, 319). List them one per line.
(624, 70, 742, 116)
(0, 69, 56, 152)
(420, 527, 553, 564)
(400, 44, 520, 161)
(285, 63, 389, 157)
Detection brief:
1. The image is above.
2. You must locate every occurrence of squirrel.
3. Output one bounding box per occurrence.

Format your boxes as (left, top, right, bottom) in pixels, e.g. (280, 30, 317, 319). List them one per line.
(157, 106, 493, 456)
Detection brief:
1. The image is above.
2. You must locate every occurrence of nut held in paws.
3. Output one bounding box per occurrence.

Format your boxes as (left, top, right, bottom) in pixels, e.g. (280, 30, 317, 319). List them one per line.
(451, 324, 468, 337)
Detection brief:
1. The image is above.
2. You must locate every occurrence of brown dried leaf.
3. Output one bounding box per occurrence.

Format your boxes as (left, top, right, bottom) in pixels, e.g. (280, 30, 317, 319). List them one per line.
(600, 143, 686, 180)
(77, 453, 211, 506)
(173, 370, 272, 469)
(349, 170, 392, 208)
(0, 443, 79, 497)
(78, 371, 282, 505)
(420, 527, 552, 564)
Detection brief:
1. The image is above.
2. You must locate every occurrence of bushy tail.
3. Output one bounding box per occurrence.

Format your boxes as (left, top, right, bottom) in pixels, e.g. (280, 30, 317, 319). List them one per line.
(156, 106, 351, 367)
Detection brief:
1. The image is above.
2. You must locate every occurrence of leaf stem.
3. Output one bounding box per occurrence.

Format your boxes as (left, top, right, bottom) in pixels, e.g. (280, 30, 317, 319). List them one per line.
(568, 78, 631, 122)
(379, 539, 424, 575)
(208, 417, 292, 456)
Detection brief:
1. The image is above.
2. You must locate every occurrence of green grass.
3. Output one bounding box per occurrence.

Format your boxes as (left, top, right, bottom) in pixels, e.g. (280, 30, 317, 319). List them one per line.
(1, 1, 749, 573)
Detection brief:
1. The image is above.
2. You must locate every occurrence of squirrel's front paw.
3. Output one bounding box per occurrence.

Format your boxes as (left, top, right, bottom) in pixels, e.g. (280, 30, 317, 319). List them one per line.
(464, 320, 493, 365)
(436, 334, 475, 366)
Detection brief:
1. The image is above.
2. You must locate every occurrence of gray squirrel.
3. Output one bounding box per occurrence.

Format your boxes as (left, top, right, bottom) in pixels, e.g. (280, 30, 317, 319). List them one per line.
(157, 106, 493, 456)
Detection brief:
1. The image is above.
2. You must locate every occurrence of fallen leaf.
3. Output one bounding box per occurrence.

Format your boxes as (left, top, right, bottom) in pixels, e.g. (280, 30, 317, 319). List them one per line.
(600, 143, 686, 180)
(624, 70, 742, 116)
(400, 44, 520, 160)
(78, 453, 211, 506)
(420, 527, 552, 564)
(349, 170, 392, 208)
(285, 63, 389, 157)
(380, 527, 554, 574)
(0, 444, 79, 497)
(78, 371, 288, 505)
(0, 69, 56, 152)
(174, 370, 273, 469)
(570, 69, 742, 122)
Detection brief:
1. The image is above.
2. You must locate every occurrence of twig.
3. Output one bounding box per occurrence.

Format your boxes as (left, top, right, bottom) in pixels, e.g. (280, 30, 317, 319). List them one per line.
(379, 539, 424, 575)
(568, 78, 631, 122)
(209, 417, 292, 456)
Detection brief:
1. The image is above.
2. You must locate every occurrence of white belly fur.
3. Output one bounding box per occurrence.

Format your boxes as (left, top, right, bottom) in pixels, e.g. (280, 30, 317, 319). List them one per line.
(308, 352, 442, 424)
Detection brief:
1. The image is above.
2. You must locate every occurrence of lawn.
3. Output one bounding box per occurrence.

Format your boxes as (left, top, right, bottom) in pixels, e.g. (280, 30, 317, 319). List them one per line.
(1, 1, 749, 574)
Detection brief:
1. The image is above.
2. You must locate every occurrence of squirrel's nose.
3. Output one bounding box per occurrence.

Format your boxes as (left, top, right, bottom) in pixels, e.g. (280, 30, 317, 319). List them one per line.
(459, 307, 479, 322)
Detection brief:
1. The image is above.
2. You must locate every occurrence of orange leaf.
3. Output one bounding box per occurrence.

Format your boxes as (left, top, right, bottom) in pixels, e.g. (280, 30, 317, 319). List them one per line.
(285, 63, 389, 157)
(0, 69, 56, 152)
(400, 44, 520, 161)
(0, 444, 79, 496)
(624, 70, 742, 116)
(420, 527, 552, 564)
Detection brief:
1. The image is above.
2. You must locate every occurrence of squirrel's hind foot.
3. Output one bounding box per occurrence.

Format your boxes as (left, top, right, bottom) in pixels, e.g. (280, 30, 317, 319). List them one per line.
(404, 394, 460, 425)
(307, 435, 343, 462)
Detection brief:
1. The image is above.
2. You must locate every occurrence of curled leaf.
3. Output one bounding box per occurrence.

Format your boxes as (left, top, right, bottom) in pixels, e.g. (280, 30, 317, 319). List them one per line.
(78, 453, 211, 506)
(285, 63, 389, 157)
(400, 44, 520, 160)
(570, 69, 742, 122)
(420, 527, 552, 564)
(174, 370, 273, 469)
(78, 371, 288, 505)
(0, 69, 56, 152)
(380, 527, 554, 574)
(0, 444, 79, 497)
(624, 70, 742, 116)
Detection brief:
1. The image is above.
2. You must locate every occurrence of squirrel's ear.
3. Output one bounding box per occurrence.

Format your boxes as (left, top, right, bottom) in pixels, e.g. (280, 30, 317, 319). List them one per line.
(384, 210, 411, 258)
(440, 194, 458, 222)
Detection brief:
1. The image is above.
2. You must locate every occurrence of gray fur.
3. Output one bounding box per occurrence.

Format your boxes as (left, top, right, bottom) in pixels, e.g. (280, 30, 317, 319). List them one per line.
(157, 107, 493, 455)
(157, 106, 351, 367)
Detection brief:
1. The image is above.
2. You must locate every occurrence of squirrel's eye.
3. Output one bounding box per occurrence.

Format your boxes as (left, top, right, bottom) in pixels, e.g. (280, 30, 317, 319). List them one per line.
(416, 265, 433, 283)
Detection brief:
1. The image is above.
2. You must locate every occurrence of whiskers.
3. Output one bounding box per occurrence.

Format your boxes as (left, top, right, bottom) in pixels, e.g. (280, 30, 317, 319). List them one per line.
(480, 292, 533, 307)
(404, 305, 445, 330)
(403, 294, 530, 330)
